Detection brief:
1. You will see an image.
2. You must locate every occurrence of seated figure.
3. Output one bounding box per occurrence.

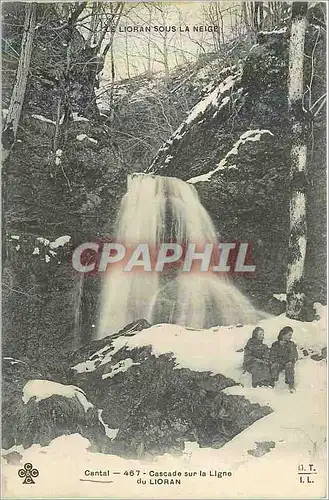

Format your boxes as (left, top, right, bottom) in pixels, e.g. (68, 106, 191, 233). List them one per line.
(243, 327, 271, 387)
(270, 326, 298, 392)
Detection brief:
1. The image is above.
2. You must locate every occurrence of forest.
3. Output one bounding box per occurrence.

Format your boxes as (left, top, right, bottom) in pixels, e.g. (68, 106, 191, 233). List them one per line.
(1, 2, 327, 491)
(2, 0, 326, 356)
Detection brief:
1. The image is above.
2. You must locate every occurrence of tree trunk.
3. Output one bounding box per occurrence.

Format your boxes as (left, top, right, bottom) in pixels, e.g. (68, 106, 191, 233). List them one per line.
(2, 3, 36, 163)
(286, 2, 308, 320)
(253, 2, 264, 31)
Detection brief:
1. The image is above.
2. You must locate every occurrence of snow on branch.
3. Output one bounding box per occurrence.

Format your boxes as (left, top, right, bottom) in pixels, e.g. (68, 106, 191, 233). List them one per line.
(187, 129, 274, 184)
(31, 114, 56, 125)
(258, 27, 287, 35)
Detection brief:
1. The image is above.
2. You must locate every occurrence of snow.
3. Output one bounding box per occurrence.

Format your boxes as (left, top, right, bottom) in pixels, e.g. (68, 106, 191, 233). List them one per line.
(31, 114, 56, 125)
(72, 306, 326, 382)
(3, 357, 28, 366)
(219, 65, 237, 75)
(314, 302, 326, 319)
(36, 237, 50, 246)
(187, 129, 274, 184)
(71, 337, 130, 374)
(76, 134, 98, 144)
(186, 172, 213, 183)
(147, 71, 241, 173)
(34, 235, 71, 259)
(49, 235, 71, 249)
(273, 293, 287, 302)
(3, 310, 327, 498)
(97, 410, 119, 440)
(287, 234, 307, 292)
(164, 155, 173, 164)
(72, 112, 89, 122)
(77, 134, 87, 141)
(102, 358, 141, 380)
(259, 27, 287, 35)
(55, 149, 62, 165)
(288, 17, 307, 103)
(22, 380, 93, 413)
(123, 309, 326, 379)
(185, 73, 238, 126)
(218, 95, 230, 109)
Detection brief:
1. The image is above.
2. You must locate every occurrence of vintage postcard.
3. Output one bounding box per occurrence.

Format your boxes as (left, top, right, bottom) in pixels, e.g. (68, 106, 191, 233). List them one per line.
(1, 1, 327, 498)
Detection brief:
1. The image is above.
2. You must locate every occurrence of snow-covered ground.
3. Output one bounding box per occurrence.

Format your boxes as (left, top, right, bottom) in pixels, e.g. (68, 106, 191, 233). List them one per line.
(2, 306, 327, 498)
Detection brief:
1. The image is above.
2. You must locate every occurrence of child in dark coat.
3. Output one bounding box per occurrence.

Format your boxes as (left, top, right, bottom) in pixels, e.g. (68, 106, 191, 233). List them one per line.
(270, 326, 298, 392)
(243, 327, 270, 387)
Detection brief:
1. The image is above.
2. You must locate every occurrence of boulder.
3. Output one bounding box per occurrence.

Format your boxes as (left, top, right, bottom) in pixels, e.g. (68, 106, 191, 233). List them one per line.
(2, 357, 110, 452)
(67, 321, 273, 459)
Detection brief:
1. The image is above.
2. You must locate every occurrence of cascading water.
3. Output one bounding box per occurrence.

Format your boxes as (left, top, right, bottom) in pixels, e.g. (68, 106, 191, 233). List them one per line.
(97, 173, 264, 338)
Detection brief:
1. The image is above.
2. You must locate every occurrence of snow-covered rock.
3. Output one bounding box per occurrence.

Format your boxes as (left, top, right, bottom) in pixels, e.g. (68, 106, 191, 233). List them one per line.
(147, 69, 242, 174)
(69, 321, 272, 459)
(188, 129, 274, 183)
(2, 308, 327, 498)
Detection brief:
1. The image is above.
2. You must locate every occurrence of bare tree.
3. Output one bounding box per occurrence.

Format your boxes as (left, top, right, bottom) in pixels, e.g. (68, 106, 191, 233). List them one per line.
(286, 2, 309, 320)
(2, 3, 36, 163)
(53, 2, 124, 138)
(203, 2, 225, 52)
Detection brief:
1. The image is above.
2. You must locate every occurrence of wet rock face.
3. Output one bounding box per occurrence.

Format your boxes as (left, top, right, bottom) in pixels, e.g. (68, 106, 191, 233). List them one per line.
(147, 29, 326, 309)
(68, 321, 273, 459)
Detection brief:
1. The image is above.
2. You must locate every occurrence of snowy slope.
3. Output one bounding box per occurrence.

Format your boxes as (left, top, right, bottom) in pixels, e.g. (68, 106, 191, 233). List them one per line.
(2, 307, 327, 499)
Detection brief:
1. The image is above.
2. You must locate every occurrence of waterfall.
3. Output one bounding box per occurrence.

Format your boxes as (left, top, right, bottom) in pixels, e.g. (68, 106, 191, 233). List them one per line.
(97, 173, 264, 338)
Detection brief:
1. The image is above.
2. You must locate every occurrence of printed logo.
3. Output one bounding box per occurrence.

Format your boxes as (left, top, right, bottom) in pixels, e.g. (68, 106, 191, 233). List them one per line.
(18, 463, 39, 484)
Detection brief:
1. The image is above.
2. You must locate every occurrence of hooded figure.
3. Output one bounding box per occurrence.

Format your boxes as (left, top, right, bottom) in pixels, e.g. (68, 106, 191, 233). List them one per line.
(270, 326, 298, 392)
(243, 327, 270, 387)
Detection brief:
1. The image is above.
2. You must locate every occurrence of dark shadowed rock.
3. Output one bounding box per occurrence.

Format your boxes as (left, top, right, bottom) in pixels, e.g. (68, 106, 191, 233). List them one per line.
(247, 440, 276, 457)
(2, 357, 110, 452)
